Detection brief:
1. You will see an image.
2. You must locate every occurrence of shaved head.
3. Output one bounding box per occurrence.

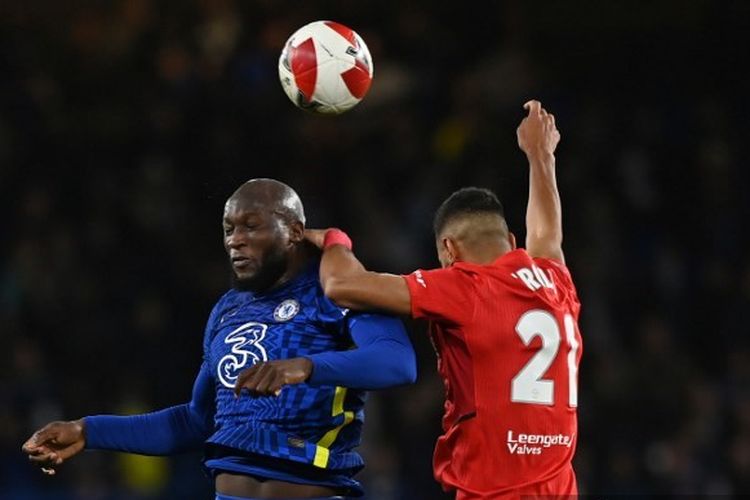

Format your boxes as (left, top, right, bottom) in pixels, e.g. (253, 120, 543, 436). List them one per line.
(228, 178, 306, 226)
(433, 187, 504, 238)
(440, 212, 509, 245)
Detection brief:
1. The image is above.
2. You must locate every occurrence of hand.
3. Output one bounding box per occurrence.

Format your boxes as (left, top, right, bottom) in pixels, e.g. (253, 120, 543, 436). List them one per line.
(22, 420, 86, 475)
(304, 229, 329, 249)
(234, 357, 313, 397)
(517, 100, 560, 160)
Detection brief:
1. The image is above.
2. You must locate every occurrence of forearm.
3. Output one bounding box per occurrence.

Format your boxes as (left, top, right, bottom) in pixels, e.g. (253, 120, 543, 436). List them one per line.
(526, 152, 563, 258)
(84, 404, 210, 455)
(318, 233, 412, 314)
(306, 315, 416, 389)
(307, 341, 415, 389)
(84, 362, 214, 455)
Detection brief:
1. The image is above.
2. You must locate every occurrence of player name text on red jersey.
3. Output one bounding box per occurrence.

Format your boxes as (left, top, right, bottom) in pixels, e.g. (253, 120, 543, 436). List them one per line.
(510, 265, 555, 292)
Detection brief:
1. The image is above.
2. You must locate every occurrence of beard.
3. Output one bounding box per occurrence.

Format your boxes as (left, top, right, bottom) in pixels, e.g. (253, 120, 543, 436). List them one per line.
(231, 247, 289, 293)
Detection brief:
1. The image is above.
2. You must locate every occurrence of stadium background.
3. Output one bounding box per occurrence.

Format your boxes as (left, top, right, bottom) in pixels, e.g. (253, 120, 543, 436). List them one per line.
(2, 1, 749, 498)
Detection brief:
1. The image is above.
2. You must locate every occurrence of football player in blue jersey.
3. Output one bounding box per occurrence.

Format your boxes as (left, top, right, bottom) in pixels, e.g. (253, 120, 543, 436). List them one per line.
(22, 179, 417, 500)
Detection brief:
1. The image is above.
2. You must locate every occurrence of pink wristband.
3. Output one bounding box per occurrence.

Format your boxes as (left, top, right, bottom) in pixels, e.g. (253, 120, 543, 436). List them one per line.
(323, 229, 353, 250)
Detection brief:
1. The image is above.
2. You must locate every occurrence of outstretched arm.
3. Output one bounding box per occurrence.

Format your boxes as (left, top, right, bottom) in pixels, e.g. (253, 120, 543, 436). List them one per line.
(306, 229, 412, 315)
(517, 100, 564, 263)
(23, 362, 215, 474)
(83, 362, 214, 453)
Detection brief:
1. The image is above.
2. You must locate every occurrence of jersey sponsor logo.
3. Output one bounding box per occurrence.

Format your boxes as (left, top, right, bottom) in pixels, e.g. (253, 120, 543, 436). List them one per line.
(506, 430, 574, 455)
(511, 265, 555, 292)
(274, 299, 300, 322)
(414, 270, 427, 288)
(217, 322, 268, 388)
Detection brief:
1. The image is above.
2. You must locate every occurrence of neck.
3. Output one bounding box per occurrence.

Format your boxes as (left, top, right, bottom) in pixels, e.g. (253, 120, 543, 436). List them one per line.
(460, 241, 512, 266)
(268, 241, 317, 291)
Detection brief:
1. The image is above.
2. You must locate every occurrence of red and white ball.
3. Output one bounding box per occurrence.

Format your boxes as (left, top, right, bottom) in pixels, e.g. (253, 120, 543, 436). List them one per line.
(278, 21, 373, 114)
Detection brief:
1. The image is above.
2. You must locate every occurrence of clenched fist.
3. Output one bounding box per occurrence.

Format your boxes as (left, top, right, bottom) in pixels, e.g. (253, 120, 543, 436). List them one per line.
(517, 100, 561, 159)
(22, 419, 86, 475)
(234, 357, 313, 397)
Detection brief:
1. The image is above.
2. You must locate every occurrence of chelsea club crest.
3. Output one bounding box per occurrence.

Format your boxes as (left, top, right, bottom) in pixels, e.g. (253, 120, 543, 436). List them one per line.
(274, 299, 300, 322)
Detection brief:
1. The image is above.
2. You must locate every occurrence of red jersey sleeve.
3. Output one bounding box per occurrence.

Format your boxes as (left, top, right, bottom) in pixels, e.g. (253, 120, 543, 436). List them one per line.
(402, 266, 478, 325)
(532, 257, 581, 310)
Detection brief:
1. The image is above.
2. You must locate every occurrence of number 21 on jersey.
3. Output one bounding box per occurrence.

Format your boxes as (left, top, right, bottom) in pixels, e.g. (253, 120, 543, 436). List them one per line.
(511, 309, 580, 407)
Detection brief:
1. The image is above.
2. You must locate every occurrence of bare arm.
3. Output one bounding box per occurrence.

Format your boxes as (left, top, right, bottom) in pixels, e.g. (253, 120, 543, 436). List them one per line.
(305, 230, 412, 315)
(517, 100, 564, 263)
(321, 245, 412, 315)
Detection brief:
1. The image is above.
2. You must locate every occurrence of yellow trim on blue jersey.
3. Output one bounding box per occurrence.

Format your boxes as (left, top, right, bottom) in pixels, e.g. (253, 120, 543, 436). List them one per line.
(313, 446, 330, 468)
(313, 386, 355, 468)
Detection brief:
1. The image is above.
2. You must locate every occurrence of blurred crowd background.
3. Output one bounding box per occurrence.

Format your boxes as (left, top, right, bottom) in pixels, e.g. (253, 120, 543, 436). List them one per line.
(2, 0, 749, 498)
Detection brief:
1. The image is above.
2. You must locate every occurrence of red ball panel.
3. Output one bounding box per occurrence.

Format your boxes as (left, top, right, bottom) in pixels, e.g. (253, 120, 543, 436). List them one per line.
(324, 21, 356, 46)
(341, 62, 372, 100)
(290, 37, 317, 103)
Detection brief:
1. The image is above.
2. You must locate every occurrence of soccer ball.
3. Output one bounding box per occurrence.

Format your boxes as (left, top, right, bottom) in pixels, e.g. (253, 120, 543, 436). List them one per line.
(278, 21, 373, 114)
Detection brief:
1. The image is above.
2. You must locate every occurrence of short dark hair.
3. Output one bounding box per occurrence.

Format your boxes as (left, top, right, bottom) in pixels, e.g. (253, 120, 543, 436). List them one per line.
(433, 187, 505, 236)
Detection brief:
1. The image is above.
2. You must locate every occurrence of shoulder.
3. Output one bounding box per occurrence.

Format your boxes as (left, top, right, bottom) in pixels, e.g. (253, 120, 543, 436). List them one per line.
(406, 263, 484, 289)
(401, 265, 484, 313)
(212, 289, 244, 315)
(530, 255, 580, 305)
(302, 275, 349, 324)
(530, 255, 575, 285)
(204, 289, 241, 340)
(490, 249, 569, 281)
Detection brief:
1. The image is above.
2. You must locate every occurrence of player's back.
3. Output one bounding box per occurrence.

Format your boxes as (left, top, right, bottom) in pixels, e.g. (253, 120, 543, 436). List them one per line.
(406, 249, 582, 498)
(467, 249, 581, 495)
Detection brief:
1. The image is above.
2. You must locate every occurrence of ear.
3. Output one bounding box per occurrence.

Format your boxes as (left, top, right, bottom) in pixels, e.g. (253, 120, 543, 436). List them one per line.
(508, 231, 517, 250)
(444, 237, 460, 265)
(288, 221, 304, 244)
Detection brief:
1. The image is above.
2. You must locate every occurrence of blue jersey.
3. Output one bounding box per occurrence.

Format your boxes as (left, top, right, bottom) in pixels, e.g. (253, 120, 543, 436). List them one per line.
(203, 262, 369, 487)
(84, 259, 415, 497)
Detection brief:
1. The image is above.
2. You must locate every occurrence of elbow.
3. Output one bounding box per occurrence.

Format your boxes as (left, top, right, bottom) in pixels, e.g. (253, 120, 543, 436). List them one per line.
(366, 342, 417, 389)
(402, 360, 418, 385)
(392, 351, 417, 386)
(322, 277, 340, 300)
(323, 277, 350, 307)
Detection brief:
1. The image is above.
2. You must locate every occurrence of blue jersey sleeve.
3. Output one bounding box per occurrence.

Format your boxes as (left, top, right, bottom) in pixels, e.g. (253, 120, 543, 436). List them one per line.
(84, 361, 215, 454)
(83, 298, 224, 455)
(315, 292, 350, 336)
(305, 314, 417, 389)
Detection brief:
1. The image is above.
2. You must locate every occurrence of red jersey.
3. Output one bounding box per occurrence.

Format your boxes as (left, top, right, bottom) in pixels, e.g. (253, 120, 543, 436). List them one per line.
(402, 249, 582, 499)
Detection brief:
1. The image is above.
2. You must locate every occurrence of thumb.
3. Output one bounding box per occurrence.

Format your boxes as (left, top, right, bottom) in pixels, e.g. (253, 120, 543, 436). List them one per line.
(523, 100, 541, 116)
(24, 426, 56, 450)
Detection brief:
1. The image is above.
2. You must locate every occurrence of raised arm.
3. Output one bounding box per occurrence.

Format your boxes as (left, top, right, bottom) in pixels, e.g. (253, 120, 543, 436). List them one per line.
(517, 100, 564, 263)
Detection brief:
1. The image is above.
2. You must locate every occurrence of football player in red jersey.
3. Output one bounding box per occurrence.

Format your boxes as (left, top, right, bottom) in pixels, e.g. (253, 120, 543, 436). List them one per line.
(306, 100, 581, 499)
